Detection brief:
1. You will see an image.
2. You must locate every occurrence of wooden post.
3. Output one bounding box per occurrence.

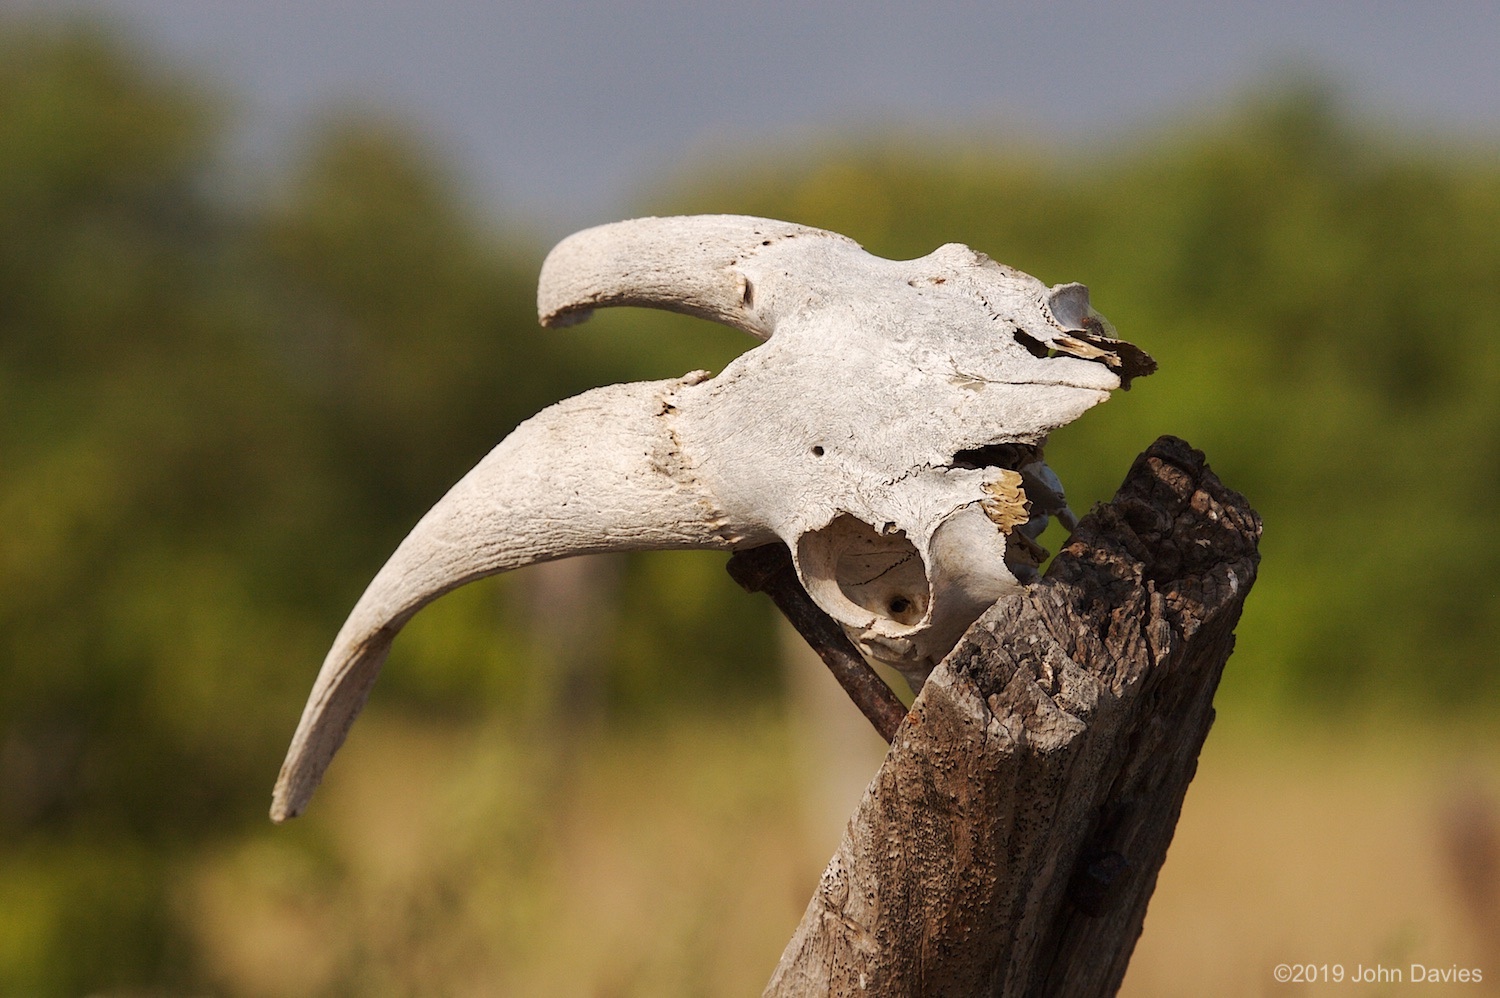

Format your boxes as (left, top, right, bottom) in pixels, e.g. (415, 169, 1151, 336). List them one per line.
(761, 436, 1262, 997)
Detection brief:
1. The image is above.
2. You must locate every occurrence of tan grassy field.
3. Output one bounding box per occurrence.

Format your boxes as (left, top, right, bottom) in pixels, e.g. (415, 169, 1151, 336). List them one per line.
(1122, 717, 1499, 997)
(185, 710, 1499, 996)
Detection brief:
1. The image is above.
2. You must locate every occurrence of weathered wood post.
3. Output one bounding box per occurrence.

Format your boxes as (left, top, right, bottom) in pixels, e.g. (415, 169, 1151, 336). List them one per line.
(746, 436, 1260, 996)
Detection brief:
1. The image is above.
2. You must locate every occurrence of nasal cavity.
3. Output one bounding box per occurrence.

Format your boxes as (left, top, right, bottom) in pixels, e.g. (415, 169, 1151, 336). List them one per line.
(1013, 328, 1053, 359)
(950, 443, 1035, 471)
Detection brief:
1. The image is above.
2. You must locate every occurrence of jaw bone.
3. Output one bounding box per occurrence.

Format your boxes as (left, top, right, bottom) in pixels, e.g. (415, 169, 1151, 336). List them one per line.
(271, 214, 1154, 822)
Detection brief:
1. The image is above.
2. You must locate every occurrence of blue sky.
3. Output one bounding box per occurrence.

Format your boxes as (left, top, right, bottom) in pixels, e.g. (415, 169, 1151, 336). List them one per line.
(24, 1, 1500, 236)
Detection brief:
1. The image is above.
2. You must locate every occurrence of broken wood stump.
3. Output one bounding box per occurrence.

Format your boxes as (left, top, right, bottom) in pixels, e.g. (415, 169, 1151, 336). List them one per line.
(755, 435, 1262, 997)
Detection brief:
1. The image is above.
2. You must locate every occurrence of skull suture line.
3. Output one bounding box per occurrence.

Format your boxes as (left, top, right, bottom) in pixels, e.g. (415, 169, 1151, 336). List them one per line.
(270, 215, 1155, 822)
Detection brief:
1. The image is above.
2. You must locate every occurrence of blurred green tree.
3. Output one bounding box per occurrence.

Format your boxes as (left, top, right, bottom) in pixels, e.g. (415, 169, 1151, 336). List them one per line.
(0, 22, 779, 992)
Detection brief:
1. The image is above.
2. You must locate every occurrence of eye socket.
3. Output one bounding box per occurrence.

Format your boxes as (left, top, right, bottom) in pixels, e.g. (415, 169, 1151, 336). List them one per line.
(797, 514, 929, 629)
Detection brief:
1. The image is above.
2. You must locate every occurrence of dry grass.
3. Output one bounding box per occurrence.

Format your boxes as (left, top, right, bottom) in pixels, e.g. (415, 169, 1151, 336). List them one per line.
(185, 712, 820, 996)
(1124, 717, 1500, 996)
(181, 710, 1498, 995)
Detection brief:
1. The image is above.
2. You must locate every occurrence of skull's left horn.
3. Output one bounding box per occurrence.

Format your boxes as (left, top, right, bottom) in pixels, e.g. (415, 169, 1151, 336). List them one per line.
(270, 377, 741, 822)
(537, 214, 860, 339)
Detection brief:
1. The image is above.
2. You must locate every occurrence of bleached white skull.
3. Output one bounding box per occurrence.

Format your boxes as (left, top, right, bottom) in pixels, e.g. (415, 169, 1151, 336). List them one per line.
(271, 215, 1153, 821)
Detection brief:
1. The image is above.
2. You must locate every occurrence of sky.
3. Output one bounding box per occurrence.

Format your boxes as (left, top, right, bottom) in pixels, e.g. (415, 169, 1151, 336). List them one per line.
(17, 1, 1500, 238)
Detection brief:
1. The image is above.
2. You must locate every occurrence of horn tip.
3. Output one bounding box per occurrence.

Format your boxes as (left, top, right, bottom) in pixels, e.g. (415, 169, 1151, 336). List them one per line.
(269, 776, 309, 823)
(539, 304, 594, 328)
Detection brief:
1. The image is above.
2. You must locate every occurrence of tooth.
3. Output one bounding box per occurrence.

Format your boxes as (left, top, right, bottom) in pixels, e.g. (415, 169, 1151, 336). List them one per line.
(979, 470, 1030, 532)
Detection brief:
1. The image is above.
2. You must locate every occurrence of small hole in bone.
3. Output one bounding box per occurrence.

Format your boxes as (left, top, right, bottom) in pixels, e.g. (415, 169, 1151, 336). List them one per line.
(811, 445, 825, 457)
(889, 597, 912, 615)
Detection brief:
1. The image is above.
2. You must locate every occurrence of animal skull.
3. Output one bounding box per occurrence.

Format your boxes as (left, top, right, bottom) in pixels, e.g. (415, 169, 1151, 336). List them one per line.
(270, 214, 1154, 822)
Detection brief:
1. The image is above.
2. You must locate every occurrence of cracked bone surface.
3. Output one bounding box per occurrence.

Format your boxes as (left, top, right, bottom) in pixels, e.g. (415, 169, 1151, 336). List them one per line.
(270, 214, 1155, 822)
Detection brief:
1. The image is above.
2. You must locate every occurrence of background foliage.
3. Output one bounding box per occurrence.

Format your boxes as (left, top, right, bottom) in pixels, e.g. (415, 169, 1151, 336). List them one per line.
(1, 20, 1496, 995)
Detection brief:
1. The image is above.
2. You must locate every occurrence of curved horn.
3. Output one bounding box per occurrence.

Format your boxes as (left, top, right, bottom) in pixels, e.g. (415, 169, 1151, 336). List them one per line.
(536, 214, 858, 338)
(271, 376, 741, 821)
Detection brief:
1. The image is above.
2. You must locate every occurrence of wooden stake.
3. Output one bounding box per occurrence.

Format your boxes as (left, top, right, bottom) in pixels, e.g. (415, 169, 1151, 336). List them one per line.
(764, 436, 1262, 997)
